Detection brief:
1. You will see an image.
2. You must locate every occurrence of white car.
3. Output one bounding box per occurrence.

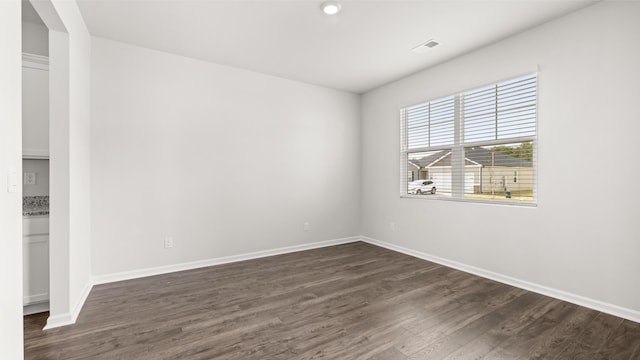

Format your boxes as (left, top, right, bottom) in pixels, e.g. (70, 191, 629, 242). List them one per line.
(408, 180, 437, 195)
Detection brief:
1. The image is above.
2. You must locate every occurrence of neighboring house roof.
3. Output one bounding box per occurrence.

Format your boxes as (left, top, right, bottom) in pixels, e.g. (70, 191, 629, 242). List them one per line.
(409, 150, 451, 168)
(408, 147, 532, 168)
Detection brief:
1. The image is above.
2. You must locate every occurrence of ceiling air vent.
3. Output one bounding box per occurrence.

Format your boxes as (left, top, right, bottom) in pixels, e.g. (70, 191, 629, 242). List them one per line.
(412, 39, 439, 54)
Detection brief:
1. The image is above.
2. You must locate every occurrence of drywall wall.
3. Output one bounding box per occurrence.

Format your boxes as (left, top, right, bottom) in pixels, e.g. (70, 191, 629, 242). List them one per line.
(59, 0, 92, 326)
(0, 1, 25, 358)
(23, 159, 50, 196)
(32, 0, 92, 327)
(90, 37, 361, 276)
(47, 28, 72, 325)
(22, 21, 48, 56)
(361, 1, 640, 315)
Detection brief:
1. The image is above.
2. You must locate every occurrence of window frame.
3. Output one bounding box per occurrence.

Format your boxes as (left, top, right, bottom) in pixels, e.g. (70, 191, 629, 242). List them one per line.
(400, 73, 538, 207)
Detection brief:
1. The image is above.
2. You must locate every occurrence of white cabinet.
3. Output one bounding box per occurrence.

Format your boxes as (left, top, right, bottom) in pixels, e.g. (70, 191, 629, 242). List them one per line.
(23, 216, 49, 314)
(22, 54, 49, 158)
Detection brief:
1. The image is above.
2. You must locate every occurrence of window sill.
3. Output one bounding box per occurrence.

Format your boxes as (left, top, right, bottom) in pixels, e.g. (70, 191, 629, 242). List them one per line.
(400, 194, 537, 207)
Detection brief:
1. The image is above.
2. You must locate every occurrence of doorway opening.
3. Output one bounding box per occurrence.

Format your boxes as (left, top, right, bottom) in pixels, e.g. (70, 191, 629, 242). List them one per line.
(21, 0, 50, 320)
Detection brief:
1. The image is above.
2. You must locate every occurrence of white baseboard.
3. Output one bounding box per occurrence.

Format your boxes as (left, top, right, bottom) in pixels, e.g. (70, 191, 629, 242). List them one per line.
(92, 236, 361, 285)
(49, 235, 638, 329)
(24, 293, 49, 305)
(44, 311, 73, 330)
(360, 236, 640, 324)
(24, 301, 49, 316)
(44, 281, 93, 330)
(44, 237, 359, 330)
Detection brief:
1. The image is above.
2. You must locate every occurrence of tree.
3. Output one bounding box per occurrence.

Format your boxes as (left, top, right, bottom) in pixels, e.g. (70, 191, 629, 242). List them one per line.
(493, 142, 533, 162)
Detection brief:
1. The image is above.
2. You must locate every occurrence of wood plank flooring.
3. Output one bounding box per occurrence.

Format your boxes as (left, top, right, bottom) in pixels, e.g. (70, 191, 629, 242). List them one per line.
(24, 242, 640, 359)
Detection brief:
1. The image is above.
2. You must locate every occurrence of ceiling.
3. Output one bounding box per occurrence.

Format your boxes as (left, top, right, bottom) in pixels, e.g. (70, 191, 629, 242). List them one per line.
(74, 0, 596, 94)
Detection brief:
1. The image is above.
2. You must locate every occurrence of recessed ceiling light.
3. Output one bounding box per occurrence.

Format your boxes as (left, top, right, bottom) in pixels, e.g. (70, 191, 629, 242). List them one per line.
(412, 39, 440, 54)
(321, 1, 342, 15)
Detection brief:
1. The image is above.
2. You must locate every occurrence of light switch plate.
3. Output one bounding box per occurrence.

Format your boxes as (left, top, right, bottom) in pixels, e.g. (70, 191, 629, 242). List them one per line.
(7, 167, 17, 193)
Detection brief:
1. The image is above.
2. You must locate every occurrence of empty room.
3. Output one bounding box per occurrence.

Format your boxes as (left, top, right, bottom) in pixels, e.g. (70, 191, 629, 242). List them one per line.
(2, 0, 640, 359)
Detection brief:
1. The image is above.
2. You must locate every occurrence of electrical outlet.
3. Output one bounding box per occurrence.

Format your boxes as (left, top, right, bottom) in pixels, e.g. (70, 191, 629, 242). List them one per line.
(303, 222, 310, 231)
(164, 237, 173, 249)
(24, 172, 36, 185)
(389, 222, 397, 232)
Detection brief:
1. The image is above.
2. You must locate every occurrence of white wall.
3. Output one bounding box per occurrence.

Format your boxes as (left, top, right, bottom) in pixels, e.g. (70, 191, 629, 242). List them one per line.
(0, 1, 25, 358)
(48, 29, 71, 323)
(361, 2, 640, 316)
(32, 0, 93, 327)
(22, 21, 48, 56)
(23, 159, 50, 196)
(90, 37, 361, 276)
(60, 0, 92, 325)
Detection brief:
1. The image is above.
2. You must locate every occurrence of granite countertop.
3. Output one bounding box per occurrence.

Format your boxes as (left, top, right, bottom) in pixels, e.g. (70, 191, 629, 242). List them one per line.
(23, 196, 49, 216)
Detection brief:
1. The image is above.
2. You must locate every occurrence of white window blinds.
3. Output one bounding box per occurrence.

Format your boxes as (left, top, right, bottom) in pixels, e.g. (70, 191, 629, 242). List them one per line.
(464, 74, 537, 143)
(400, 73, 537, 205)
(405, 95, 455, 150)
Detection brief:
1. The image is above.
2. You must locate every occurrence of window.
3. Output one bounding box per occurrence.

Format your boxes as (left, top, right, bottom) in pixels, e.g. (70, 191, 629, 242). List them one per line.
(400, 73, 537, 204)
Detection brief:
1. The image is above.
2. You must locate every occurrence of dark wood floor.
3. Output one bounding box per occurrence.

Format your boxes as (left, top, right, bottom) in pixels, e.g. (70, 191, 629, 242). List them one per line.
(24, 242, 640, 359)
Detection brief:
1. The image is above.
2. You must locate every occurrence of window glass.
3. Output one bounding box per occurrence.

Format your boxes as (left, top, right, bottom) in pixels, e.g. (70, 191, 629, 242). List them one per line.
(400, 73, 537, 205)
